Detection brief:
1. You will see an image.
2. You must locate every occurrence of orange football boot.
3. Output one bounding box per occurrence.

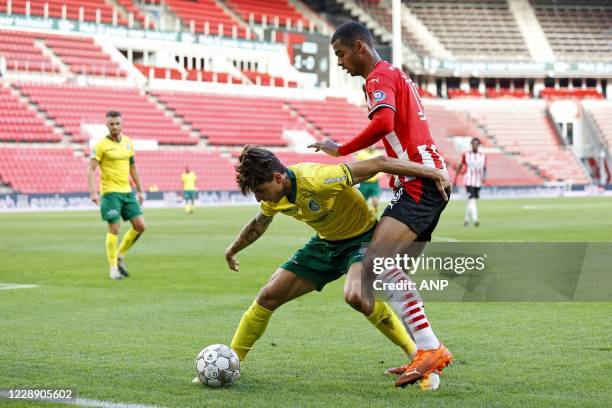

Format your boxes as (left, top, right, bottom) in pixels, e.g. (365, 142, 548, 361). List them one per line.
(389, 343, 452, 388)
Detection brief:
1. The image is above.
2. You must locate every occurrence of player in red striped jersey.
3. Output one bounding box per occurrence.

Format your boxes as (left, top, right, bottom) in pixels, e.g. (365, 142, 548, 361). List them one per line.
(309, 21, 452, 389)
(456, 138, 487, 227)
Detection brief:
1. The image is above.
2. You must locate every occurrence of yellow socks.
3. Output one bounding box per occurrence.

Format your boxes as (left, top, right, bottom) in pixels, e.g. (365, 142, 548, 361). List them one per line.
(106, 233, 118, 268)
(118, 228, 141, 257)
(367, 301, 416, 356)
(230, 301, 273, 361)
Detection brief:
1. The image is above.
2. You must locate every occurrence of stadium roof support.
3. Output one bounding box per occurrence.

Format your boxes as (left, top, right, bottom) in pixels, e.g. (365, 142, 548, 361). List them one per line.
(392, 0, 402, 68)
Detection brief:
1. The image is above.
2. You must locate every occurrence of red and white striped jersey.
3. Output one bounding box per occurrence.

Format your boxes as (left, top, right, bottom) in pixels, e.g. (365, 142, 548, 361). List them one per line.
(461, 151, 487, 187)
(364, 60, 447, 202)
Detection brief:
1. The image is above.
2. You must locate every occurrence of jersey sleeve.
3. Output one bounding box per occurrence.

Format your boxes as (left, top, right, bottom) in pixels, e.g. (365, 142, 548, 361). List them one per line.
(260, 201, 278, 217)
(91, 143, 103, 162)
(313, 164, 354, 194)
(365, 72, 396, 119)
(461, 152, 467, 165)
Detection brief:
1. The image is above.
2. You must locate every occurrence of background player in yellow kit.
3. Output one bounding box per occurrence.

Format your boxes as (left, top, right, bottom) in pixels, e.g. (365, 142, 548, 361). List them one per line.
(87, 111, 146, 280)
(181, 166, 197, 214)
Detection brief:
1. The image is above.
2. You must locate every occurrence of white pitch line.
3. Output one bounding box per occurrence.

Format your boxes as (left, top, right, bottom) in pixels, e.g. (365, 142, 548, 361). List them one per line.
(0, 283, 39, 291)
(73, 398, 161, 408)
(432, 236, 459, 242)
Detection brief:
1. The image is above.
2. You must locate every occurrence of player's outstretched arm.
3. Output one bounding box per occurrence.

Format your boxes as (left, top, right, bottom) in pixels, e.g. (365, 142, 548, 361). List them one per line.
(87, 159, 100, 205)
(224, 211, 274, 271)
(346, 156, 451, 200)
(308, 107, 395, 157)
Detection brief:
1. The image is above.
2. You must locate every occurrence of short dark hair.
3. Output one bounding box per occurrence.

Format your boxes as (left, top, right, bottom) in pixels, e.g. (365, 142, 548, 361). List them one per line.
(331, 20, 373, 47)
(235, 145, 287, 195)
(106, 111, 122, 118)
(471, 137, 481, 144)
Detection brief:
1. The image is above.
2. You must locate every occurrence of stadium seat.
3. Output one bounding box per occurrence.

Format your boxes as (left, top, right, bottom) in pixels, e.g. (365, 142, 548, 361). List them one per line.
(0, 147, 88, 193)
(17, 84, 195, 145)
(0, 85, 60, 143)
(164, 0, 252, 39)
(466, 104, 590, 183)
(153, 91, 304, 146)
(225, 0, 310, 28)
(406, 0, 531, 60)
(0, 0, 129, 26)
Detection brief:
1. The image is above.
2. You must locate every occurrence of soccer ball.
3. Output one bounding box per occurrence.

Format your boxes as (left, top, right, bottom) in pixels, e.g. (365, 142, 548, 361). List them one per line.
(195, 344, 240, 388)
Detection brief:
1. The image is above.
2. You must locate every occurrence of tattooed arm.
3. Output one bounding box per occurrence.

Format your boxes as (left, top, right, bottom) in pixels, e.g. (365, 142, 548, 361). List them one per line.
(224, 211, 274, 271)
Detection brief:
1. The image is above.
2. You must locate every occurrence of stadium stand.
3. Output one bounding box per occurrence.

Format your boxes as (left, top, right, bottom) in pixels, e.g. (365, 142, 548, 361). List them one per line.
(225, 0, 310, 27)
(540, 88, 604, 100)
(466, 104, 590, 183)
(0, 29, 60, 73)
(135, 64, 183, 80)
(0, 84, 60, 142)
(43, 34, 126, 77)
(0, 147, 87, 193)
(164, 0, 251, 38)
(136, 150, 236, 191)
(0, 0, 129, 26)
(486, 89, 531, 99)
(585, 104, 612, 149)
(241, 70, 298, 88)
(447, 89, 484, 99)
(154, 91, 303, 146)
(187, 69, 242, 84)
(425, 104, 481, 165)
(456, 151, 544, 186)
(16, 84, 195, 145)
(355, 0, 429, 56)
(287, 97, 368, 144)
(116, 0, 151, 29)
(530, 0, 612, 61)
(406, 0, 531, 60)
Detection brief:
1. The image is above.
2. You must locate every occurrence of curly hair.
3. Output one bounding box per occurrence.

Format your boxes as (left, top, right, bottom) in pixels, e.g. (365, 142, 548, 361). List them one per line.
(235, 145, 287, 195)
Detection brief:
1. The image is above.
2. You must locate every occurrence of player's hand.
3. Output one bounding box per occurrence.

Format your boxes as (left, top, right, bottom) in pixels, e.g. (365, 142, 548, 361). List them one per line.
(137, 191, 145, 205)
(308, 139, 340, 157)
(225, 249, 240, 272)
(90, 192, 100, 205)
(434, 170, 451, 201)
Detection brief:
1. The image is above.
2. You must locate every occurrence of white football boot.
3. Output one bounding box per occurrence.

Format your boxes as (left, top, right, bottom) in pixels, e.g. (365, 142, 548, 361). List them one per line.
(109, 266, 122, 280)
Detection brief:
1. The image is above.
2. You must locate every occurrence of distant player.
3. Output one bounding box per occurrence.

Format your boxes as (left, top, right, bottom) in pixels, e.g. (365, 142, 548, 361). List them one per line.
(455, 138, 486, 227)
(309, 21, 452, 387)
(181, 166, 197, 214)
(87, 111, 146, 280)
(356, 147, 382, 213)
(193, 146, 450, 390)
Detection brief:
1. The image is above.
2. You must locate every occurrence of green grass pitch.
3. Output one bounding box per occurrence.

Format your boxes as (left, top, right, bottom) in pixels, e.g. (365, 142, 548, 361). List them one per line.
(1, 196, 611, 407)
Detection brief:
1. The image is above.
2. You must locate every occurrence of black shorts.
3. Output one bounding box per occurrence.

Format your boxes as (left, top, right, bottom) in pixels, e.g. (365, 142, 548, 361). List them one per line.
(381, 179, 450, 242)
(466, 186, 481, 199)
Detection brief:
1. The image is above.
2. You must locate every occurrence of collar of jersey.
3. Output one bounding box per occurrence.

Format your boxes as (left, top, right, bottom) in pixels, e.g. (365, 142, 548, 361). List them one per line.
(286, 168, 297, 204)
(106, 134, 122, 143)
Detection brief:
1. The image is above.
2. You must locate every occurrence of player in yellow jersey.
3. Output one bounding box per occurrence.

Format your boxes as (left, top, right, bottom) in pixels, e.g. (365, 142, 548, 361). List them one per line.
(193, 145, 450, 390)
(181, 166, 197, 214)
(356, 146, 382, 213)
(87, 111, 146, 280)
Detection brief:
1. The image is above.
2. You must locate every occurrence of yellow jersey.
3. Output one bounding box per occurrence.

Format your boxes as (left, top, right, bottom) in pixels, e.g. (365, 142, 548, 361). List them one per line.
(356, 149, 381, 183)
(261, 163, 377, 241)
(181, 172, 197, 191)
(91, 135, 134, 195)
